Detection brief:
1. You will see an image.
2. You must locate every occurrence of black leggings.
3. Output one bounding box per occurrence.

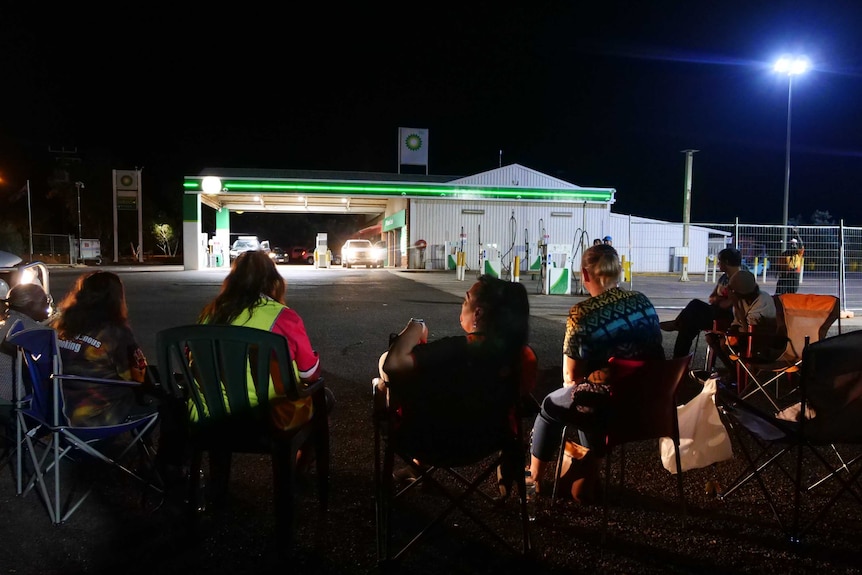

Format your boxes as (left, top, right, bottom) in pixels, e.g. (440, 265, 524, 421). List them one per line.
(672, 299, 732, 358)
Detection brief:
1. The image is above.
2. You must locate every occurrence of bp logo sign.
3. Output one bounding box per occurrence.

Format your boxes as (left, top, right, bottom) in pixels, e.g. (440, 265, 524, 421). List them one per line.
(405, 133, 423, 151)
(119, 174, 135, 187)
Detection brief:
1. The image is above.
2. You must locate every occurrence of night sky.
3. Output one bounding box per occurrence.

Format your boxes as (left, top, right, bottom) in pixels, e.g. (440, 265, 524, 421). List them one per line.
(2, 1, 862, 243)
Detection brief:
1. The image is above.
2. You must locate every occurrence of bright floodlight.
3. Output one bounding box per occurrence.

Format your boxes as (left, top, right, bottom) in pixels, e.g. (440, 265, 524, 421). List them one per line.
(774, 56, 809, 75)
(201, 176, 222, 194)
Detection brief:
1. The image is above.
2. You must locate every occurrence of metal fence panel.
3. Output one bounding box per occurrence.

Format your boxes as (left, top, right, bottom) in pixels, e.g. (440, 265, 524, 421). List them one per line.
(31, 233, 74, 264)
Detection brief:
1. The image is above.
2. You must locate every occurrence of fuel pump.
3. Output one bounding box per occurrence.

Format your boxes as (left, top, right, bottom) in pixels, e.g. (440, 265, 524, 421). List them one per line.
(543, 243, 574, 295)
(482, 243, 502, 278)
(531, 219, 547, 277)
(314, 233, 330, 268)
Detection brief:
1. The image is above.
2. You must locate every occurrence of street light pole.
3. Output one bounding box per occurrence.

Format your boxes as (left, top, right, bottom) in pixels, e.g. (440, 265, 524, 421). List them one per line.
(680, 149, 698, 282)
(781, 74, 793, 249)
(774, 55, 809, 249)
(75, 181, 84, 263)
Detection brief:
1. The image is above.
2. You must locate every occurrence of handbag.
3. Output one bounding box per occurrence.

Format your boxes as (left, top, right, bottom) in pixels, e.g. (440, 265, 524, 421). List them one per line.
(555, 440, 601, 503)
(660, 376, 733, 474)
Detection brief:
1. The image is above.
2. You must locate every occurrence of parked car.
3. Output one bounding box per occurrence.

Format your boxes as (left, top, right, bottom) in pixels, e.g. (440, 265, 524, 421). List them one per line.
(289, 247, 315, 265)
(341, 239, 379, 268)
(229, 236, 270, 261)
(0, 250, 54, 315)
(268, 247, 288, 264)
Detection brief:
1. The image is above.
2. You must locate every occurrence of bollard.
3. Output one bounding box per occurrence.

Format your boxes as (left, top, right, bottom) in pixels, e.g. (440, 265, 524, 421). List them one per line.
(705, 256, 710, 282)
(456, 251, 465, 281)
(513, 255, 520, 283)
(761, 257, 768, 284)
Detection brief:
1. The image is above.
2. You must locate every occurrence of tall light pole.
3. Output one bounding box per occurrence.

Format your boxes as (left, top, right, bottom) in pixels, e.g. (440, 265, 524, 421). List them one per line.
(75, 181, 84, 262)
(774, 55, 809, 249)
(679, 150, 698, 282)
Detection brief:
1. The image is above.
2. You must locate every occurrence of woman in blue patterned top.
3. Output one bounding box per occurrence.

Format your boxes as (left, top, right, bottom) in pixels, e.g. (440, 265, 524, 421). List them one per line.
(527, 244, 663, 495)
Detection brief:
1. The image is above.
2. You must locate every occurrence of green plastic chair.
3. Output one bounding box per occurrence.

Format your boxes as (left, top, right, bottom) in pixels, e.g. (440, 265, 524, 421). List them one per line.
(155, 324, 329, 541)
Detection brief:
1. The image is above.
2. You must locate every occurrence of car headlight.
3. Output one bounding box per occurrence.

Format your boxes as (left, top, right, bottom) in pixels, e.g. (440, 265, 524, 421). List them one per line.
(0, 279, 9, 300)
(19, 268, 37, 285)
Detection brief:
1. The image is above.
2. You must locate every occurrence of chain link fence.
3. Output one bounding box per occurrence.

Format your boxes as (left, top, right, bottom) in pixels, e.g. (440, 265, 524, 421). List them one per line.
(627, 220, 862, 313)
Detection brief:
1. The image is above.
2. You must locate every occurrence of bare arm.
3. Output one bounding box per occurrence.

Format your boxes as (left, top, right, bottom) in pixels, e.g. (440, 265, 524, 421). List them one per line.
(381, 320, 428, 381)
(562, 354, 589, 387)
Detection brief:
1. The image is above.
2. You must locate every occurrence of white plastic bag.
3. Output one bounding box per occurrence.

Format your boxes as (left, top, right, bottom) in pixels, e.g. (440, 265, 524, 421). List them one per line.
(660, 376, 733, 474)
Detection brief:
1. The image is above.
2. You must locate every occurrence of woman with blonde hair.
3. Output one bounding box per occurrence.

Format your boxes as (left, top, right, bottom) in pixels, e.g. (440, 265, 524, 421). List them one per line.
(526, 244, 664, 496)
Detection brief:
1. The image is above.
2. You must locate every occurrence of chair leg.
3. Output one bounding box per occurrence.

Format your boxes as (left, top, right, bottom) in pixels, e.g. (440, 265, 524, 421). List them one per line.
(312, 389, 331, 511)
(602, 448, 612, 545)
(188, 449, 205, 520)
(673, 443, 687, 523)
(209, 449, 231, 508)
(551, 426, 568, 504)
(313, 416, 330, 511)
(273, 442, 297, 544)
(377, 440, 396, 564)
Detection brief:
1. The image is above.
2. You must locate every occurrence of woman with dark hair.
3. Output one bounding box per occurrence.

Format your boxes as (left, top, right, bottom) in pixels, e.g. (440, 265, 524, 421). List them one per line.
(380, 274, 534, 398)
(51, 271, 151, 427)
(527, 244, 663, 495)
(198, 249, 325, 431)
(378, 275, 536, 489)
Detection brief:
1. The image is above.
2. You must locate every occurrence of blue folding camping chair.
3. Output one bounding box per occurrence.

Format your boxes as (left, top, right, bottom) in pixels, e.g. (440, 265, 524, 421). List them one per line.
(8, 321, 162, 524)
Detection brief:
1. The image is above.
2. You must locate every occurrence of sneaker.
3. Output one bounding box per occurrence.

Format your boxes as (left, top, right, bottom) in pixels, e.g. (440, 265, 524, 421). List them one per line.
(660, 320, 678, 332)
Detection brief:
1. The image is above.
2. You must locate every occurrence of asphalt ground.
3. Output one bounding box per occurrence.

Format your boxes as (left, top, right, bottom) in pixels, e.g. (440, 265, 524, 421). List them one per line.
(1, 266, 860, 575)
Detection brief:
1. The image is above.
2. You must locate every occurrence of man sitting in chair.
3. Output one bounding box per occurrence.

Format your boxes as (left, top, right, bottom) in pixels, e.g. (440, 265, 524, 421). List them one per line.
(703, 270, 784, 388)
(661, 247, 744, 358)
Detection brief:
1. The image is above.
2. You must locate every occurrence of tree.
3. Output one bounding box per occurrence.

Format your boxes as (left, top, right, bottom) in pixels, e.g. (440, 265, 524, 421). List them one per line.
(810, 210, 835, 225)
(152, 222, 179, 256)
(0, 220, 25, 256)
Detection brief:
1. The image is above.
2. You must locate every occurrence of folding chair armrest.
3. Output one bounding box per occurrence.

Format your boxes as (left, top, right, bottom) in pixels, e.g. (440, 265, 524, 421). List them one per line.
(52, 374, 145, 388)
(298, 376, 326, 398)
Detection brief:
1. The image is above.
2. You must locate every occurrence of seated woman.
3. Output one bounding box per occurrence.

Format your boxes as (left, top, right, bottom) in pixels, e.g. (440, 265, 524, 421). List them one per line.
(197, 249, 332, 432)
(378, 275, 536, 478)
(527, 244, 664, 495)
(50, 271, 155, 427)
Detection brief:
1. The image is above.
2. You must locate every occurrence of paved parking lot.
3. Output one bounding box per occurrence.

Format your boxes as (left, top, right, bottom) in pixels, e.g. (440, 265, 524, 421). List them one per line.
(2, 265, 859, 575)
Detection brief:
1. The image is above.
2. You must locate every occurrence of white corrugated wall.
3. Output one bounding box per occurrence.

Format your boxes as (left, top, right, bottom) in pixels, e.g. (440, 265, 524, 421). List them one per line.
(409, 199, 612, 273)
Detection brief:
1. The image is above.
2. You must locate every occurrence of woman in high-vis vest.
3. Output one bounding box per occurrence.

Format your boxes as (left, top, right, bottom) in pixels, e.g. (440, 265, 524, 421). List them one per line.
(198, 250, 326, 431)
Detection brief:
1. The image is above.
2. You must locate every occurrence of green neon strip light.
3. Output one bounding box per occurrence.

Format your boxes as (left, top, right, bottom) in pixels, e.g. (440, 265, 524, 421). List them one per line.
(183, 178, 613, 202)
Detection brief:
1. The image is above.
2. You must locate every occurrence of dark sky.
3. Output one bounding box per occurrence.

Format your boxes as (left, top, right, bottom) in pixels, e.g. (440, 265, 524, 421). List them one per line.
(2, 1, 862, 230)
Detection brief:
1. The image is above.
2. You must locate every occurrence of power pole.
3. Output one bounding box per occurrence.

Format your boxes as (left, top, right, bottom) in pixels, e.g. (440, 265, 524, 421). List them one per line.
(680, 150, 699, 282)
